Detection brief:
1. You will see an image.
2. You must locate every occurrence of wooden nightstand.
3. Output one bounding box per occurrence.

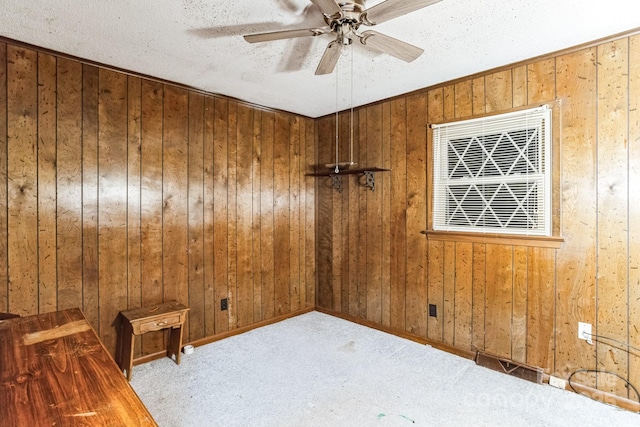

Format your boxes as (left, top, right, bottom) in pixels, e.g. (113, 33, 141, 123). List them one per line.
(117, 301, 190, 380)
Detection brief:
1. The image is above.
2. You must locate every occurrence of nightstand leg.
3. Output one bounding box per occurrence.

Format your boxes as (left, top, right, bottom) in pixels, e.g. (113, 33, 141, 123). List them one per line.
(115, 321, 124, 368)
(168, 325, 184, 364)
(119, 322, 135, 381)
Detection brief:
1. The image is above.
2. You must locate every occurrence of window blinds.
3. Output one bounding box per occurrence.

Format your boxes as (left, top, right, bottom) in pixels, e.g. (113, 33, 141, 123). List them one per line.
(432, 106, 552, 236)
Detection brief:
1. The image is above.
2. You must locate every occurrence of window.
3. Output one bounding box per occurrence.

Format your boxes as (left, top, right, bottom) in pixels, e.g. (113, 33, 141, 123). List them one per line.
(432, 106, 552, 236)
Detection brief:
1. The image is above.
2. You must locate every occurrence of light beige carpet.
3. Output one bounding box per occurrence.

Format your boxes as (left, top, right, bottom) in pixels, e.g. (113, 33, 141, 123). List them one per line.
(131, 311, 639, 426)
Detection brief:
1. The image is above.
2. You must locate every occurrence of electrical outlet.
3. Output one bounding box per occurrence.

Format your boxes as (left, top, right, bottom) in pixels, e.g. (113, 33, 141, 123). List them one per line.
(429, 304, 437, 318)
(549, 376, 566, 389)
(221, 298, 228, 311)
(578, 322, 593, 345)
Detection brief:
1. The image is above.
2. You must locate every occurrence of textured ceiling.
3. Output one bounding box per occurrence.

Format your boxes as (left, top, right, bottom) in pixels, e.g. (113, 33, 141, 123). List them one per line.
(0, 0, 638, 118)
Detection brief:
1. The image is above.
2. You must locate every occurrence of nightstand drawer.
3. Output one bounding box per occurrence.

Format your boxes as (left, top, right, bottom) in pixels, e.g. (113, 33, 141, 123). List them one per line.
(137, 314, 182, 333)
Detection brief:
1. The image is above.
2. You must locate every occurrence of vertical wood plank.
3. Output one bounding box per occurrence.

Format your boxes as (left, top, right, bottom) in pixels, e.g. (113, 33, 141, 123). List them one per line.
(304, 118, 316, 308)
(338, 111, 349, 314)
(551, 97, 562, 239)
(298, 116, 307, 312)
(440, 89, 455, 343)
(330, 115, 342, 313)
(381, 101, 392, 327)
(390, 97, 407, 331)
(348, 112, 360, 316)
(289, 116, 301, 313)
(366, 104, 383, 324)
(188, 92, 205, 339)
(7, 46, 38, 316)
(528, 58, 556, 104)
(126, 76, 142, 357)
(252, 110, 262, 321)
(357, 109, 367, 318)
(455, 80, 473, 119)
(472, 243, 486, 352)
(512, 246, 528, 363)
(127, 77, 142, 319)
(273, 112, 290, 315)
(484, 244, 513, 359)
(82, 64, 100, 330)
(485, 70, 513, 112)
(512, 65, 528, 108)
(315, 116, 333, 309)
(203, 96, 215, 336)
(0, 42, 7, 313)
(427, 240, 443, 341)
(629, 34, 640, 394)
(226, 102, 238, 328)
(56, 58, 83, 311)
(426, 89, 444, 339)
(472, 77, 486, 116)
(213, 98, 229, 333)
(97, 69, 128, 355)
(236, 103, 254, 327)
(37, 52, 57, 314)
(405, 93, 427, 336)
(443, 85, 455, 121)
(260, 110, 275, 319)
(443, 241, 455, 345)
(555, 47, 597, 381)
(527, 247, 555, 372)
(140, 80, 164, 354)
(596, 39, 629, 395)
(162, 86, 189, 314)
(454, 242, 473, 350)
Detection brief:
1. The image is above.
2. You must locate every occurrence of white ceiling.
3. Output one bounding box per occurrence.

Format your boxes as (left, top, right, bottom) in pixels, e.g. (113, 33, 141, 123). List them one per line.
(0, 0, 638, 118)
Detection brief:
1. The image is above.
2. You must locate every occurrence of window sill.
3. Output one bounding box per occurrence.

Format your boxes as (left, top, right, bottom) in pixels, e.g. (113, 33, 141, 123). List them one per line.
(422, 230, 564, 249)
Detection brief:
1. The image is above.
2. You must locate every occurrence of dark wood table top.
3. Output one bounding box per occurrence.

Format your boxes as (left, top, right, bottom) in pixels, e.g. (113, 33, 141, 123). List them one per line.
(0, 308, 157, 426)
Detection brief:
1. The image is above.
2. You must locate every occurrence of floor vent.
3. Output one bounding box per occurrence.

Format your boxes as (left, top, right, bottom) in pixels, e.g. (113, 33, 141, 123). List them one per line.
(475, 352, 543, 384)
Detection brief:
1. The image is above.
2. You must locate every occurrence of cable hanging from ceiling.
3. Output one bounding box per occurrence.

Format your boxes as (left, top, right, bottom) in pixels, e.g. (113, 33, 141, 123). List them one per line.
(305, 29, 390, 191)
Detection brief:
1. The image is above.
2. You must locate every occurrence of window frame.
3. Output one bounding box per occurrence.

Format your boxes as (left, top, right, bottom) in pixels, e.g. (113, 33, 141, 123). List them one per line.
(431, 105, 553, 237)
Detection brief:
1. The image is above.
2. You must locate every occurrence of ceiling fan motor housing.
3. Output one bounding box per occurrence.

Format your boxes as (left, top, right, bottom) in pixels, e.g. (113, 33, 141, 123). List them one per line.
(325, 1, 367, 44)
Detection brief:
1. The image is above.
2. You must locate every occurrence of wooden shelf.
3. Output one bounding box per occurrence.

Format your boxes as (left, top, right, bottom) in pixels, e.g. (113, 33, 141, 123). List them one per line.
(306, 167, 390, 192)
(306, 166, 390, 177)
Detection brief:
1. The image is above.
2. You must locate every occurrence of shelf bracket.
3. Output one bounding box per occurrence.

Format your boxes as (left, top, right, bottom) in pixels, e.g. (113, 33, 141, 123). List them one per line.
(362, 171, 376, 191)
(331, 174, 342, 192)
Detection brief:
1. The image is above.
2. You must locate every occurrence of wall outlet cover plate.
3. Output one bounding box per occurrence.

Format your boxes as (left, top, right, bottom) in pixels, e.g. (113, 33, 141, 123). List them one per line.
(578, 322, 593, 344)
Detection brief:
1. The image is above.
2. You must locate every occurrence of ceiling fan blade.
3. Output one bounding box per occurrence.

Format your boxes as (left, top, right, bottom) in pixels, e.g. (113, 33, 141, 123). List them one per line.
(359, 30, 424, 63)
(311, 0, 343, 17)
(244, 27, 330, 43)
(363, 0, 442, 25)
(315, 41, 342, 75)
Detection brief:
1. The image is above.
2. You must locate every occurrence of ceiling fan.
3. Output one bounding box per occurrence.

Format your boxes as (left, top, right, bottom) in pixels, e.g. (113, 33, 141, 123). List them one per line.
(244, 0, 442, 75)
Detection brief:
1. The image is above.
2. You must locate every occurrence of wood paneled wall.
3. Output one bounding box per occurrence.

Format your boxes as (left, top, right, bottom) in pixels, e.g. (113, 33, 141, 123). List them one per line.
(2, 31, 638, 403)
(0, 41, 316, 357)
(316, 34, 640, 400)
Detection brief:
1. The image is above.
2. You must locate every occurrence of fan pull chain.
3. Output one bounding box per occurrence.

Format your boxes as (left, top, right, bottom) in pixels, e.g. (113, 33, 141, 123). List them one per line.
(350, 44, 354, 164)
(335, 56, 340, 174)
